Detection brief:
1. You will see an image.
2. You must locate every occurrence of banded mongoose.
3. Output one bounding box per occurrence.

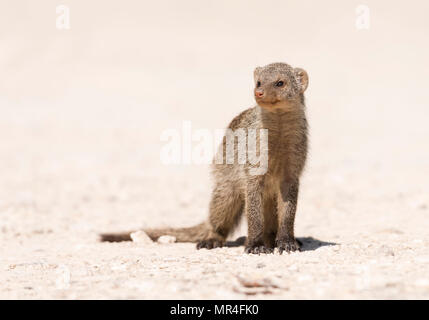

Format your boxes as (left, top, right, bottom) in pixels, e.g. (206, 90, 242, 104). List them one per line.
(100, 62, 309, 254)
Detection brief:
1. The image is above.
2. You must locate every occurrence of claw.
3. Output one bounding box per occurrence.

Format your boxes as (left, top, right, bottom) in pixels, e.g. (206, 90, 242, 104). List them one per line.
(196, 239, 224, 250)
(276, 239, 301, 254)
(244, 245, 274, 254)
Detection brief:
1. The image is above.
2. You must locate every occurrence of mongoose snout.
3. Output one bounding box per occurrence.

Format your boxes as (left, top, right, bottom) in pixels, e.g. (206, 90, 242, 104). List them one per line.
(254, 89, 264, 98)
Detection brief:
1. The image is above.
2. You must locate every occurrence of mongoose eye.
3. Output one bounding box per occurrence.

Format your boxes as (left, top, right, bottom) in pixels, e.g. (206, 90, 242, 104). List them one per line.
(256, 81, 261, 87)
(276, 81, 284, 87)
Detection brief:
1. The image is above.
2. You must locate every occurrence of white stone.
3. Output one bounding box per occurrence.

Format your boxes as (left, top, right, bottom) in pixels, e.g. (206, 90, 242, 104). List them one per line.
(130, 231, 153, 244)
(157, 235, 176, 244)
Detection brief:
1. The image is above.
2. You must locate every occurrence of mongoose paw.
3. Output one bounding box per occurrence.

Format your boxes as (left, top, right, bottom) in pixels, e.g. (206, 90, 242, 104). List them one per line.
(276, 238, 301, 254)
(196, 239, 224, 250)
(244, 245, 274, 255)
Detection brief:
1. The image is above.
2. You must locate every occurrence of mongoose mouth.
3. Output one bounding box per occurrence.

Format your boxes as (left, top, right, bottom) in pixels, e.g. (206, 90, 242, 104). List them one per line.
(257, 99, 299, 113)
(256, 99, 281, 108)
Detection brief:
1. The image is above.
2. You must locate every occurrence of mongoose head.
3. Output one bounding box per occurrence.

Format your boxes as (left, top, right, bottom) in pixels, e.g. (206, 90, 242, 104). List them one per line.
(253, 62, 308, 111)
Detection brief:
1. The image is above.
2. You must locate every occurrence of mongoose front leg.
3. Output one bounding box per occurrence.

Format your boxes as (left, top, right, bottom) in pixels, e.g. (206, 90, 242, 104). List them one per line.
(262, 196, 278, 249)
(276, 180, 301, 254)
(245, 178, 272, 254)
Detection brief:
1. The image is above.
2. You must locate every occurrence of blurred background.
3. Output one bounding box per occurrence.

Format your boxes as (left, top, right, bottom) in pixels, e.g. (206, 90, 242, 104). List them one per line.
(1, 0, 428, 226)
(1, 0, 429, 299)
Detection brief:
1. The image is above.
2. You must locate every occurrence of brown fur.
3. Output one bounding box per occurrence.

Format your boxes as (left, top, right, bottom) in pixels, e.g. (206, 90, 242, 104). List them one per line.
(100, 62, 309, 254)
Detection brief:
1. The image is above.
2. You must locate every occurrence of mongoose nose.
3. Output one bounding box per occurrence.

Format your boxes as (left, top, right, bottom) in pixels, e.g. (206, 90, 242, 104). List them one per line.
(255, 90, 264, 98)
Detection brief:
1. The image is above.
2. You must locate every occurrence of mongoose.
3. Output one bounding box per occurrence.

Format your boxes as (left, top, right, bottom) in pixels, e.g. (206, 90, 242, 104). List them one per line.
(100, 62, 309, 254)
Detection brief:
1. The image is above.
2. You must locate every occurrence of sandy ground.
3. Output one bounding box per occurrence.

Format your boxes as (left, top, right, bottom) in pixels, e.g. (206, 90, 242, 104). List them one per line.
(1, 1, 429, 299)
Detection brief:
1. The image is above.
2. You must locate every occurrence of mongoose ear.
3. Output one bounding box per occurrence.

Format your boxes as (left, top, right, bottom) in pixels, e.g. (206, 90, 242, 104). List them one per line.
(294, 68, 309, 93)
(254, 67, 262, 81)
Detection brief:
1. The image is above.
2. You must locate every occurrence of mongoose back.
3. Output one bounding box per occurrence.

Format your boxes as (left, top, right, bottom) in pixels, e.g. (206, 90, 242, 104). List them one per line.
(100, 62, 309, 254)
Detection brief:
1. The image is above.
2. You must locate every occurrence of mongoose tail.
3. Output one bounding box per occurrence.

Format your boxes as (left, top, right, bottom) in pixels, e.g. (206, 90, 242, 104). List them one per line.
(99, 222, 211, 243)
(99, 232, 132, 242)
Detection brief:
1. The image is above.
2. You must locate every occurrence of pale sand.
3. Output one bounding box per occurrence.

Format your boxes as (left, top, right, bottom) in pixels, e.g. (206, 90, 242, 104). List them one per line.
(1, 1, 429, 299)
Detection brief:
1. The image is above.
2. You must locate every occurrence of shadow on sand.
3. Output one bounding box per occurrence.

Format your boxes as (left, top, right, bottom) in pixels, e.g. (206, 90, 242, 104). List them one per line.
(225, 236, 337, 252)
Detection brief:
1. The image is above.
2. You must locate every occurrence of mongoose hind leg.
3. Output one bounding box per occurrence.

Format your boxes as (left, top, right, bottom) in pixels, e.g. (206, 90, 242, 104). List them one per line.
(197, 183, 244, 250)
(276, 181, 301, 254)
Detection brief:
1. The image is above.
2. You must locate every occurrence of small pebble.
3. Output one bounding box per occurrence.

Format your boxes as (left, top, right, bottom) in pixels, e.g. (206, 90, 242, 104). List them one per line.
(130, 231, 153, 244)
(157, 235, 176, 244)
